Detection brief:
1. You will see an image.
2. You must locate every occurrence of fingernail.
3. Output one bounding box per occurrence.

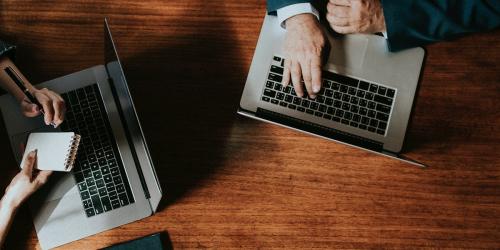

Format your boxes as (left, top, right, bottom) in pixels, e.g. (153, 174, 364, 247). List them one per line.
(313, 85, 320, 93)
(309, 94, 316, 99)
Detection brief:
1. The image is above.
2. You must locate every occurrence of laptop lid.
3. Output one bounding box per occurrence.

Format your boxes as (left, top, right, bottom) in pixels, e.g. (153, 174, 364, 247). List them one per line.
(104, 19, 162, 211)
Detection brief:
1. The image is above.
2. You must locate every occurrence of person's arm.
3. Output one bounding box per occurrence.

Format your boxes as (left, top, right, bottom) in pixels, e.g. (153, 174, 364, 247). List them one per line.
(0, 150, 52, 245)
(267, 0, 329, 98)
(381, 0, 500, 51)
(0, 56, 66, 127)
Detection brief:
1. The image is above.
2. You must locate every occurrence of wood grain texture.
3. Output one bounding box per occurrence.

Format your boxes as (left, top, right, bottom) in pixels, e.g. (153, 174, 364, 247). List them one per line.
(0, 0, 499, 249)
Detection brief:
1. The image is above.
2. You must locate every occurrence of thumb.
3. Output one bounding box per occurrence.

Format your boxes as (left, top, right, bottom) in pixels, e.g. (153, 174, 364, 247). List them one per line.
(21, 100, 40, 117)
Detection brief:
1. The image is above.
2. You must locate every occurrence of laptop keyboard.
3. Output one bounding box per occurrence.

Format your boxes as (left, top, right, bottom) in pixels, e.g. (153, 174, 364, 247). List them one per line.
(261, 55, 396, 135)
(60, 84, 135, 217)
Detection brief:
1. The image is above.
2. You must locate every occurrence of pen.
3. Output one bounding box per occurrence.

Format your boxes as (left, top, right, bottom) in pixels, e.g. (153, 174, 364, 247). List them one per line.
(4, 66, 57, 127)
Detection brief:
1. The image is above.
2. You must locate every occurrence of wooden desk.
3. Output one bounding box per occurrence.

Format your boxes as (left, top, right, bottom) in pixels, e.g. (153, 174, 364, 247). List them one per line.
(0, 0, 499, 249)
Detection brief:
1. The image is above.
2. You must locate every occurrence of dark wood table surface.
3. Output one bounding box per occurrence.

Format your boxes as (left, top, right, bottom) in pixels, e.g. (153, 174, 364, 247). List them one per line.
(0, 0, 499, 249)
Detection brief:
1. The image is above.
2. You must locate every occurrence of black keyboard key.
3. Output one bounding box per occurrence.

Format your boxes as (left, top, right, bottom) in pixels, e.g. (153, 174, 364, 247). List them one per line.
(348, 87, 356, 95)
(310, 103, 319, 110)
(273, 56, 281, 62)
(316, 96, 325, 104)
(288, 104, 297, 110)
(93, 171, 102, 179)
(356, 90, 365, 98)
(306, 109, 314, 115)
(285, 95, 293, 103)
(118, 193, 130, 206)
(86, 178, 96, 187)
(271, 99, 279, 105)
(376, 104, 391, 113)
(89, 186, 98, 195)
(387, 88, 395, 98)
(293, 97, 301, 105)
(91, 195, 104, 214)
(342, 103, 350, 111)
(344, 112, 353, 120)
(323, 114, 332, 120)
(350, 121, 358, 127)
(276, 93, 285, 100)
(101, 196, 112, 212)
(359, 124, 367, 130)
(261, 96, 270, 102)
(266, 81, 274, 88)
(270, 65, 284, 75)
(376, 112, 389, 121)
(350, 105, 359, 113)
(369, 84, 378, 93)
(353, 114, 361, 122)
(116, 184, 125, 193)
(83, 199, 92, 209)
(374, 94, 393, 106)
(333, 92, 342, 100)
(332, 82, 340, 90)
(111, 199, 121, 209)
(370, 119, 379, 127)
(297, 107, 306, 112)
(368, 110, 376, 118)
(332, 117, 341, 122)
(359, 81, 370, 90)
(333, 100, 342, 108)
(325, 89, 334, 97)
(378, 86, 387, 95)
(325, 98, 333, 106)
(301, 100, 310, 108)
(325, 71, 359, 87)
(342, 94, 350, 102)
(340, 85, 348, 93)
(368, 101, 376, 109)
(350, 96, 359, 105)
(284, 86, 292, 94)
(268, 73, 282, 82)
(318, 104, 327, 112)
(327, 107, 335, 115)
(377, 129, 385, 135)
(365, 92, 374, 100)
(263, 89, 276, 98)
(335, 109, 344, 117)
(86, 208, 95, 217)
(96, 179, 105, 188)
(359, 99, 367, 107)
(341, 119, 349, 125)
(361, 116, 369, 125)
(81, 191, 90, 200)
(378, 121, 387, 129)
(83, 169, 92, 178)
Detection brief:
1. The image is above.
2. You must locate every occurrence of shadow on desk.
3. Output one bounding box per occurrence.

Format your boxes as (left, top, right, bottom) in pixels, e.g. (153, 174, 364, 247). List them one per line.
(120, 3, 248, 211)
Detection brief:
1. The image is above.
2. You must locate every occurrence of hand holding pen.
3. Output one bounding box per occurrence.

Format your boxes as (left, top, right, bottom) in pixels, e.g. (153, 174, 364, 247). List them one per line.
(4, 66, 66, 128)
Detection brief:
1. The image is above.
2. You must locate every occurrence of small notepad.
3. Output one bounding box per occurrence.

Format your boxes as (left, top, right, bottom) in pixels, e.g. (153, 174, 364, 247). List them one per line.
(20, 132, 81, 172)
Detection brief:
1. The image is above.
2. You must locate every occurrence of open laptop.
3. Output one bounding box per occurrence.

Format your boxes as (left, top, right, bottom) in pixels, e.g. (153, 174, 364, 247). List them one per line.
(238, 15, 425, 167)
(0, 19, 162, 249)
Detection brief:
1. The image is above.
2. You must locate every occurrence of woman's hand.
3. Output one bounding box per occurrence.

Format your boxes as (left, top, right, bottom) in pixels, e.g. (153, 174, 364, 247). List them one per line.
(20, 88, 66, 127)
(2, 150, 52, 209)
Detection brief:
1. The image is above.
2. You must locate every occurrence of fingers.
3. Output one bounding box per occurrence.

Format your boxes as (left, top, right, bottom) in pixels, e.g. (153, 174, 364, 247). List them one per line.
(35, 89, 54, 125)
(329, 0, 351, 6)
(327, 4, 351, 18)
(311, 57, 322, 94)
(22, 149, 37, 176)
(301, 58, 314, 98)
(331, 25, 359, 34)
(290, 60, 304, 98)
(282, 59, 291, 87)
(20, 99, 41, 117)
(35, 170, 52, 186)
(44, 90, 66, 127)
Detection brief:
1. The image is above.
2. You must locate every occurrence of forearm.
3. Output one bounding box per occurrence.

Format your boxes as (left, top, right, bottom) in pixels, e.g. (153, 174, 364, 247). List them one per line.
(0, 194, 19, 246)
(0, 56, 35, 103)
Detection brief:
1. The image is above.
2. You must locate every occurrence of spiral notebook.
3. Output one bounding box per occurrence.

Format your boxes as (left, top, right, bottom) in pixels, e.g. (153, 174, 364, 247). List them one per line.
(20, 132, 81, 172)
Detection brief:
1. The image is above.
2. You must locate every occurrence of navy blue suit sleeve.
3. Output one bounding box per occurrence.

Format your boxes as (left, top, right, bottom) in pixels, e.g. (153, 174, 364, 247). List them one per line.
(381, 0, 500, 51)
(267, 0, 314, 15)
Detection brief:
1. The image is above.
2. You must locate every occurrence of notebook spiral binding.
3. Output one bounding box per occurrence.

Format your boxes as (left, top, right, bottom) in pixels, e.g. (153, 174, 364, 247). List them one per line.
(65, 134, 81, 170)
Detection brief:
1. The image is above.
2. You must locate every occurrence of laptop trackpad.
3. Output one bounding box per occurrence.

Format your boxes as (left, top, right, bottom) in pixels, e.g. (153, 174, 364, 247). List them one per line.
(328, 34, 369, 69)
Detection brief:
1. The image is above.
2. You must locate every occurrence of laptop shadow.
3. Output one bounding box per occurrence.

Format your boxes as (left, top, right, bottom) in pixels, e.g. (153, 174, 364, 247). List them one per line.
(119, 7, 248, 210)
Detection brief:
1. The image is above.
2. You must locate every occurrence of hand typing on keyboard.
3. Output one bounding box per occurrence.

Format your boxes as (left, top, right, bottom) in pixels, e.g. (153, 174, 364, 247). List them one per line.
(282, 14, 330, 99)
(23, 87, 66, 127)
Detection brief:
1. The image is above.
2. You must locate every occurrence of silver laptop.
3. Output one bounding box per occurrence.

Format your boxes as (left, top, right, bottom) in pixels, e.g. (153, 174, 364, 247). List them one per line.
(239, 14, 425, 167)
(0, 19, 162, 249)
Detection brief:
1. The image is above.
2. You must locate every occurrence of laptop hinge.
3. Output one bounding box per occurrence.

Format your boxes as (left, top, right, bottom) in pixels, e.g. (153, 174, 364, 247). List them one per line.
(107, 76, 151, 199)
(256, 108, 383, 152)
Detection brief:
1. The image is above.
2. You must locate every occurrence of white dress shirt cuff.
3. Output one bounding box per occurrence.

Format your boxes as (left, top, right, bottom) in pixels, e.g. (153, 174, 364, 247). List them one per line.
(381, 30, 388, 39)
(277, 3, 320, 29)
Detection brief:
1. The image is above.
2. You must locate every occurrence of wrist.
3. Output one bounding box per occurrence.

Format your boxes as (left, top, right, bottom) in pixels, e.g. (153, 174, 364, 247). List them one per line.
(285, 13, 318, 30)
(0, 194, 20, 212)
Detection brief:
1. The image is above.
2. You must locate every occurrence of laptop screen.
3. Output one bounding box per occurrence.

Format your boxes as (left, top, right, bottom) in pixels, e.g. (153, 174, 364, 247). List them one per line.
(103, 19, 162, 210)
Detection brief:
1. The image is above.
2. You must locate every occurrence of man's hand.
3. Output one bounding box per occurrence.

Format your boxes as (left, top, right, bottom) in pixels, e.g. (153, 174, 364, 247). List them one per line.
(326, 0, 386, 34)
(21, 88, 66, 127)
(282, 14, 329, 99)
(2, 150, 52, 209)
